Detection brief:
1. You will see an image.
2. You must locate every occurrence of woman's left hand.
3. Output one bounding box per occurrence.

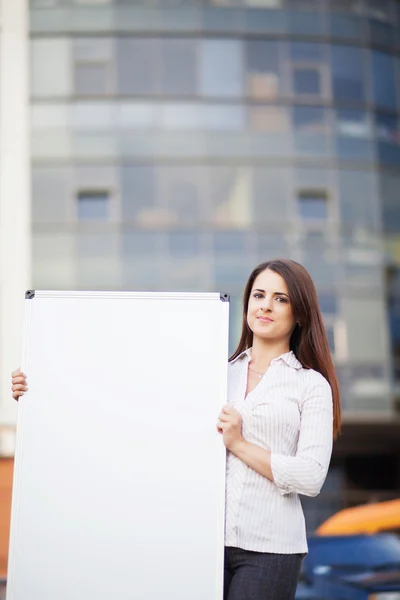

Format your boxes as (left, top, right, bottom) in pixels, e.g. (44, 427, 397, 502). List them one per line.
(217, 405, 244, 453)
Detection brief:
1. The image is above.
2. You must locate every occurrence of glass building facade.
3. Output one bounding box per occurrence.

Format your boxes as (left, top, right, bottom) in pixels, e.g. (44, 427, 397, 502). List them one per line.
(30, 0, 400, 521)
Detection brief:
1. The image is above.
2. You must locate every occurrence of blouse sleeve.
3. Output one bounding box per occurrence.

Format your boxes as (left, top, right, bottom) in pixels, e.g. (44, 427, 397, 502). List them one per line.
(270, 373, 333, 497)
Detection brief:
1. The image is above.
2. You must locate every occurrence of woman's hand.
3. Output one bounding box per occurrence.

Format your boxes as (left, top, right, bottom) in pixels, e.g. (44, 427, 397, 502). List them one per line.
(11, 369, 28, 401)
(217, 405, 244, 453)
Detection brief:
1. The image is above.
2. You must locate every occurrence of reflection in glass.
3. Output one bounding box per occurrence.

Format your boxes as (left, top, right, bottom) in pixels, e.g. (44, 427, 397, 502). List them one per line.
(245, 40, 281, 100)
(335, 109, 371, 138)
(329, 13, 364, 40)
(159, 39, 197, 96)
(293, 68, 321, 95)
(297, 190, 328, 220)
(331, 45, 365, 103)
(290, 41, 326, 61)
(75, 64, 110, 96)
(375, 113, 399, 142)
(371, 50, 397, 110)
(365, 0, 394, 22)
(292, 106, 327, 133)
(318, 293, 337, 315)
(117, 39, 158, 95)
(248, 106, 288, 132)
(199, 40, 244, 97)
(213, 232, 248, 256)
(335, 109, 374, 159)
(77, 191, 109, 220)
(208, 168, 252, 227)
(168, 232, 201, 258)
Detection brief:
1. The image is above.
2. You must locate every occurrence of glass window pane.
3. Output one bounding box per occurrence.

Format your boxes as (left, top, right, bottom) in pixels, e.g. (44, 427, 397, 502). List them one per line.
(369, 20, 395, 47)
(168, 232, 201, 258)
(121, 165, 156, 222)
(335, 109, 371, 137)
(202, 105, 246, 131)
(290, 41, 326, 61)
(31, 38, 72, 98)
(75, 63, 110, 95)
(248, 106, 288, 132)
(252, 167, 289, 224)
(338, 170, 380, 229)
(159, 39, 197, 95)
(244, 8, 287, 34)
(199, 40, 244, 97)
(77, 191, 109, 220)
(298, 190, 328, 219)
(380, 174, 400, 232)
(329, 14, 365, 41)
(331, 45, 365, 103)
(318, 293, 337, 315)
(375, 113, 400, 165)
(292, 106, 327, 132)
(117, 39, 158, 95)
(335, 109, 374, 160)
(288, 10, 326, 36)
(327, 0, 363, 13)
(245, 40, 281, 100)
(208, 167, 252, 227)
(365, 0, 394, 22)
(375, 113, 399, 141)
(371, 50, 397, 110)
(293, 68, 321, 94)
(212, 231, 248, 254)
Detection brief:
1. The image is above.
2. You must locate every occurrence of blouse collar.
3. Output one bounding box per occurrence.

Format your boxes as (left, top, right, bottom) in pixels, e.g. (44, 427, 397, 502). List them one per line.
(230, 348, 302, 370)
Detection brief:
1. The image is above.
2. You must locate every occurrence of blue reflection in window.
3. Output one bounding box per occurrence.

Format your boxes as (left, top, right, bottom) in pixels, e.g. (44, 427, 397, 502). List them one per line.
(325, 325, 335, 353)
(330, 14, 365, 41)
(331, 45, 365, 103)
(369, 20, 395, 47)
(123, 232, 161, 256)
(213, 232, 247, 254)
(371, 50, 397, 110)
(77, 191, 109, 220)
(375, 113, 400, 165)
(288, 11, 326, 36)
(336, 109, 370, 137)
(293, 69, 321, 94)
(290, 41, 326, 61)
(318, 293, 337, 315)
(335, 109, 373, 159)
(375, 113, 399, 142)
(292, 106, 326, 131)
(168, 232, 201, 258)
(298, 191, 328, 219)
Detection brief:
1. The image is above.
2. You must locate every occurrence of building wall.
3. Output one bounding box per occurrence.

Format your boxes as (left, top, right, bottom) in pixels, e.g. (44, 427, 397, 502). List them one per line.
(30, 0, 400, 417)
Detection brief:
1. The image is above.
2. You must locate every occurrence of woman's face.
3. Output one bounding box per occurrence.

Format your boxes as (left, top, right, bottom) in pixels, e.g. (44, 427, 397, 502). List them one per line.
(247, 268, 296, 344)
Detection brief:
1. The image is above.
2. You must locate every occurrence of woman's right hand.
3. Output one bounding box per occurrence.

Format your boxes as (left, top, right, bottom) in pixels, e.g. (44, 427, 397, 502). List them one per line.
(11, 369, 28, 401)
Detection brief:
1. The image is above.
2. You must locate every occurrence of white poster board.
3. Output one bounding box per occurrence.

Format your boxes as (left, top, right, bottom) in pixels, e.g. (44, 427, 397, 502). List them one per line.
(7, 291, 229, 600)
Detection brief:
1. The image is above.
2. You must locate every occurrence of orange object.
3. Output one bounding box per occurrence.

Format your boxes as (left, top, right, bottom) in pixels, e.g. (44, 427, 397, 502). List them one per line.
(317, 498, 400, 536)
(0, 458, 14, 577)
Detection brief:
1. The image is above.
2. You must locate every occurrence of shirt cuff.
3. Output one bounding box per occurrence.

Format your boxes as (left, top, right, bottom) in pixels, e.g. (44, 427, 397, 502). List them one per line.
(270, 453, 292, 495)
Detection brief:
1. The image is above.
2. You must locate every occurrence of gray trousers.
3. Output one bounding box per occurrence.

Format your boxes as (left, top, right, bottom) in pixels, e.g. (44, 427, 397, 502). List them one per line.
(224, 546, 305, 600)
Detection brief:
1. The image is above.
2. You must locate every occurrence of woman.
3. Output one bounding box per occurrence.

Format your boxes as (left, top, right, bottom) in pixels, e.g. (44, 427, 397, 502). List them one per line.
(216, 258, 340, 600)
(12, 258, 340, 600)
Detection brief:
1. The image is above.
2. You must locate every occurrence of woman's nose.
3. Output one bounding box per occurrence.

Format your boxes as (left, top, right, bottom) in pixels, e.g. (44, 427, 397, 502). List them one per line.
(261, 295, 273, 311)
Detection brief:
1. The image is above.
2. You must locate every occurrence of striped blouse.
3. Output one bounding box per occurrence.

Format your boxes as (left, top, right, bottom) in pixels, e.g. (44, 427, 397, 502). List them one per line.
(225, 349, 333, 554)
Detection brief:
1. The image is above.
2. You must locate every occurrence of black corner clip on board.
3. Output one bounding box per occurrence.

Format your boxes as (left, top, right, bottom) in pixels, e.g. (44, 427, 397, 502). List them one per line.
(25, 290, 35, 299)
(220, 293, 230, 302)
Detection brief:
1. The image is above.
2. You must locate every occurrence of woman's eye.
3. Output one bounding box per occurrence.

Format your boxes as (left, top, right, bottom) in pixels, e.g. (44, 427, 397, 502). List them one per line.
(276, 297, 288, 303)
(253, 293, 263, 299)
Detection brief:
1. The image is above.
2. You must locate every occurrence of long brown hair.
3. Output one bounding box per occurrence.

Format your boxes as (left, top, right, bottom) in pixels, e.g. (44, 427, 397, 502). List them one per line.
(230, 258, 341, 439)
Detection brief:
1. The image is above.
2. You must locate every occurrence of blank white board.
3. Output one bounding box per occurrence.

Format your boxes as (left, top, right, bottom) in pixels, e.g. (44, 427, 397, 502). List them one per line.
(7, 291, 229, 600)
